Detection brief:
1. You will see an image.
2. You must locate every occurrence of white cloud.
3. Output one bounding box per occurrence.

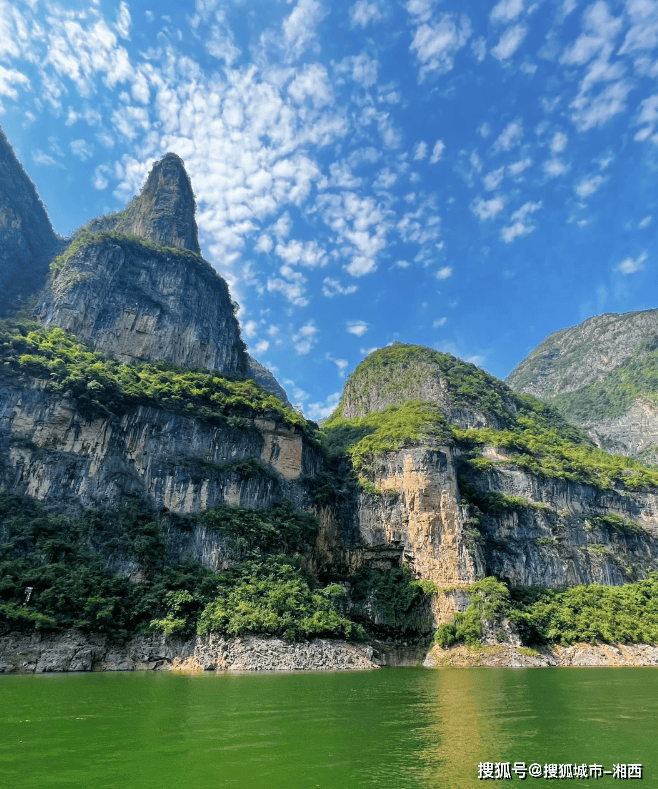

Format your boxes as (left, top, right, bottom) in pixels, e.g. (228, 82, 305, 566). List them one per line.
(292, 321, 318, 354)
(429, 140, 445, 163)
(288, 63, 334, 107)
(0, 65, 29, 99)
(306, 392, 341, 420)
(409, 13, 472, 79)
(276, 238, 328, 268)
(244, 320, 259, 339)
(93, 164, 110, 189)
(544, 158, 570, 177)
(347, 320, 369, 336)
(267, 270, 308, 307)
(550, 131, 568, 153)
(483, 166, 505, 190)
(254, 339, 270, 355)
(326, 353, 349, 376)
(490, 0, 524, 24)
(471, 195, 506, 220)
(350, 1, 382, 27)
(70, 138, 93, 161)
(32, 150, 58, 166)
(508, 157, 532, 176)
(574, 173, 605, 198)
(322, 278, 358, 297)
(414, 141, 428, 160)
(282, 0, 327, 60)
(433, 317, 447, 327)
(436, 266, 452, 279)
(491, 24, 527, 60)
(116, 1, 131, 39)
(493, 119, 523, 151)
(617, 251, 648, 274)
(501, 201, 542, 242)
(639, 215, 653, 229)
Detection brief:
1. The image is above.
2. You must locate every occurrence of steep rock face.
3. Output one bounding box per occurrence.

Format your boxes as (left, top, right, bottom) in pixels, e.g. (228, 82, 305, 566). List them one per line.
(361, 447, 476, 587)
(0, 375, 320, 521)
(247, 355, 293, 408)
(460, 462, 658, 587)
(34, 236, 248, 374)
(507, 310, 658, 398)
(0, 127, 61, 317)
(506, 310, 658, 456)
(85, 153, 201, 254)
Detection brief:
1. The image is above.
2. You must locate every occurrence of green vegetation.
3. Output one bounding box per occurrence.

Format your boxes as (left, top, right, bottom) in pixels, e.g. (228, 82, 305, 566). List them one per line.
(201, 501, 319, 557)
(0, 319, 308, 431)
(321, 343, 657, 493)
(435, 575, 658, 648)
(321, 400, 451, 472)
(0, 492, 358, 642)
(49, 230, 203, 279)
(455, 412, 658, 490)
(435, 578, 510, 647)
(337, 343, 514, 423)
(196, 556, 363, 642)
(549, 336, 658, 424)
(348, 566, 437, 635)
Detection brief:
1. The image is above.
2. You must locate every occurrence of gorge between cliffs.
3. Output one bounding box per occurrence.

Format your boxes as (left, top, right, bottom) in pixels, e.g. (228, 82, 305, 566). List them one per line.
(1, 128, 658, 673)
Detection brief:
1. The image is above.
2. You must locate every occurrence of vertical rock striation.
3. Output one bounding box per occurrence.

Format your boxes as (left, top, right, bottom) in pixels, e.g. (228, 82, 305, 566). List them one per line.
(0, 126, 61, 317)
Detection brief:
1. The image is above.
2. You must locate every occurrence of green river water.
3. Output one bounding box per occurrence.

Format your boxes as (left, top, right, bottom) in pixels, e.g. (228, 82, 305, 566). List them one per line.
(0, 667, 656, 789)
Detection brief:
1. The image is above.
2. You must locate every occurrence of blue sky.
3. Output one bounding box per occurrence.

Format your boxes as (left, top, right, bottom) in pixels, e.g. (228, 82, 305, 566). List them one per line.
(2, 0, 658, 418)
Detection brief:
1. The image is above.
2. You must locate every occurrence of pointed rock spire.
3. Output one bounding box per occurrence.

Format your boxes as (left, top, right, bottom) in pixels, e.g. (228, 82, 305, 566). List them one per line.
(87, 153, 201, 254)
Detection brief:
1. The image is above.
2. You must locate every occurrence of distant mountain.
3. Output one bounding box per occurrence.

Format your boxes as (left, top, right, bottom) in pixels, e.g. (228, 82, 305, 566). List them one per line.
(506, 310, 658, 460)
(0, 127, 62, 318)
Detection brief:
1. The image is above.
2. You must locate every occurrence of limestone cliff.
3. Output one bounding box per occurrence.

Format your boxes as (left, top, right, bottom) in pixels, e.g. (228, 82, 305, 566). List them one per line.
(0, 127, 62, 317)
(247, 355, 293, 408)
(321, 344, 658, 625)
(34, 234, 248, 375)
(84, 153, 201, 254)
(506, 310, 658, 458)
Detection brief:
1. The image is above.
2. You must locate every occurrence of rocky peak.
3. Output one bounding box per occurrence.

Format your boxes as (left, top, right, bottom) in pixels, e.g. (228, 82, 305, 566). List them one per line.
(0, 126, 62, 317)
(335, 343, 518, 430)
(86, 153, 201, 255)
(506, 309, 658, 458)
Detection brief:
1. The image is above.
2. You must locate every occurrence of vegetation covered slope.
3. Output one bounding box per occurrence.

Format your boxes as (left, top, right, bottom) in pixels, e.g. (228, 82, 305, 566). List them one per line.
(0, 492, 361, 642)
(322, 343, 658, 490)
(0, 318, 307, 432)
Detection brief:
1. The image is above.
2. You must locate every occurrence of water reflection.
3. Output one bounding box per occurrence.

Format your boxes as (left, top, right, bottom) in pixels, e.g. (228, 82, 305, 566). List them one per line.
(0, 668, 657, 789)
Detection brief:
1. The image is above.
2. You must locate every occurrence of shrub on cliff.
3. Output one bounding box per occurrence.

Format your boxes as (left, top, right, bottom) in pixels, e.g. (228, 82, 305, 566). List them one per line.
(435, 575, 658, 648)
(196, 556, 364, 642)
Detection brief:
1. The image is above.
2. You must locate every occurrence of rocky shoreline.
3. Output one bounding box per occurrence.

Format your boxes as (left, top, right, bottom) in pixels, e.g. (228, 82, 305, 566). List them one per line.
(1, 630, 657, 673)
(0, 630, 378, 673)
(424, 642, 658, 668)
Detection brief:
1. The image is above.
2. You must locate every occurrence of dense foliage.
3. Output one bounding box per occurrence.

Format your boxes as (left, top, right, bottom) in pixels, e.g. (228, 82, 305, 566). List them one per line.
(549, 336, 658, 424)
(0, 319, 307, 430)
(322, 400, 451, 472)
(196, 556, 363, 642)
(435, 576, 658, 647)
(322, 342, 657, 492)
(337, 343, 514, 423)
(0, 493, 356, 642)
(348, 566, 437, 634)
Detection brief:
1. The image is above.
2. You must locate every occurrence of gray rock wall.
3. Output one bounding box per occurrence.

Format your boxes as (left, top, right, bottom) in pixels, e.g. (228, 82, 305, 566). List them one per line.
(34, 236, 248, 375)
(0, 630, 378, 673)
(0, 126, 61, 317)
